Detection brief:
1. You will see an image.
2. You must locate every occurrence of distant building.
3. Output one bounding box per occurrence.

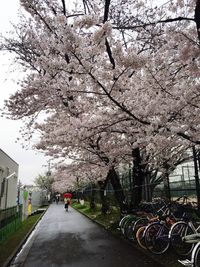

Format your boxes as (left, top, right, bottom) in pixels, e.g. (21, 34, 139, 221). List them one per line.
(0, 149, 19, 209)
(19, 185, 48, 218)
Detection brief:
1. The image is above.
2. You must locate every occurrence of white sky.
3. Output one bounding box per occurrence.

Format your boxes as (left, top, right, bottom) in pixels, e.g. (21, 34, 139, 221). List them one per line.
(0, 1, 49, 185)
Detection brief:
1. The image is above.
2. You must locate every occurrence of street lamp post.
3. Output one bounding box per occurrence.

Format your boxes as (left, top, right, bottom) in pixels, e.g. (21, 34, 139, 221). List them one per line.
(46, 160, 51, 177)
(45, 160, 52, 203)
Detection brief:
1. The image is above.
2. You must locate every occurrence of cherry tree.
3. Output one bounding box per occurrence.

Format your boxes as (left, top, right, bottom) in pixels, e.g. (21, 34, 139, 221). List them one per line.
(2, 0, 199, 142)
(34, 174, 54, 196)
(34, 109, 129, 211)
(34, 102, 194, 208)
(1, 0, 200, 210)
(52, 159, 112, 212)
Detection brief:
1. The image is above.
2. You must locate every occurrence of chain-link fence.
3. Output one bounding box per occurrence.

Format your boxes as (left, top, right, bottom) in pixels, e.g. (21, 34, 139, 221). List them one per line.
(153, 179, 197, 202)
(153, 164, 198, 203)
(73, 162, 200, 209)
(0, 205, 22, 242)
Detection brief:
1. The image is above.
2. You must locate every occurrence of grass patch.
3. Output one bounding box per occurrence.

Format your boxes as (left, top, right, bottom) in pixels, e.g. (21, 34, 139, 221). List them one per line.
(0, 212, 43, 267)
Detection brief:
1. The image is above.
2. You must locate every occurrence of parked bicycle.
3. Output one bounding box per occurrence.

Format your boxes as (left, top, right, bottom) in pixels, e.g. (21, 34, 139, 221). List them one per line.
(169, 213, 200, 256)
(178, 233, 200, 267)
(118, 197, 199, 257)
(136, 200, 190, 254)
(119, 200, 166, 241)
(143, 209, 176, 254)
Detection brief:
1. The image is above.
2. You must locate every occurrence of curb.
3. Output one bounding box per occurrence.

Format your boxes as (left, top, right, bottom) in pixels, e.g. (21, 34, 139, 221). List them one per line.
(2, 207, 48, 267)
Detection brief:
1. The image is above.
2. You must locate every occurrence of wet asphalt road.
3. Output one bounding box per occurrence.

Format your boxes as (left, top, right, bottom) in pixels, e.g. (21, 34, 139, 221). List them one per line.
(9, 203, 164, 267)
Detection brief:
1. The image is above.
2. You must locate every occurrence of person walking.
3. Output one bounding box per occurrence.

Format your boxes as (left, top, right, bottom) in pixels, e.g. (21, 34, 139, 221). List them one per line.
(64, 197, 70, 211)
(55, 194, 60, 204)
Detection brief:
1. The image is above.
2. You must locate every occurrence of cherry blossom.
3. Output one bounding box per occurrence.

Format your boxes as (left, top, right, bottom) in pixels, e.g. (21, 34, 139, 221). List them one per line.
(1, 0, 200, 208)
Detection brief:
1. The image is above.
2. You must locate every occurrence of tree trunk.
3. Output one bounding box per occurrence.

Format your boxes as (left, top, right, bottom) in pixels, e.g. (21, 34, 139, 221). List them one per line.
(108, 167, 128, 216)
(90, 183, 96, 211)
(98, 180, 110, 214)
(130, 148, 144, 209)
(76, 190, 80, 203)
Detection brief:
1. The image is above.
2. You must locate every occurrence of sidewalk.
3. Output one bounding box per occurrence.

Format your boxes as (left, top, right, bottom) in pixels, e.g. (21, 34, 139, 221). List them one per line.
(9, 203, 164, 267)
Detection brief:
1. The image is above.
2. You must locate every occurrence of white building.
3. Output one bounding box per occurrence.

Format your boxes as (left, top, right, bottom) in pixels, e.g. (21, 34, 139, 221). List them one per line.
(19, 185, 48, 219)
(0, 149, 19, 209)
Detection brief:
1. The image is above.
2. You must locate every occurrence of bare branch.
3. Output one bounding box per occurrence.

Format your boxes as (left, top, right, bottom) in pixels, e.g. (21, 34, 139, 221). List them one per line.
(113, 16, 195, 30)
(105, 38, 115, 69)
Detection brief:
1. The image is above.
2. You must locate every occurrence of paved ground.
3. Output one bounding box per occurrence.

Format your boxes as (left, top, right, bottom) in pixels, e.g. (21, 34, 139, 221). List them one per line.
(9, 203, 165, 267)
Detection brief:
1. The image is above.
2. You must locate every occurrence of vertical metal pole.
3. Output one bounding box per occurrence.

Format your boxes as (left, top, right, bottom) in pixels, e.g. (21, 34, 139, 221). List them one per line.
(163, 163, 171, 202)
(128, 163, 131, 191)
(197, 150, 200, 172)
(192, 146, 200, 210)
(48, 160, 50, 173)
(146, 172, 152, 202)
(17, 181, 20, 206)
(164, 172, 171, 202)
(5, 179, 8, 209)
(187, 165, 191, 191)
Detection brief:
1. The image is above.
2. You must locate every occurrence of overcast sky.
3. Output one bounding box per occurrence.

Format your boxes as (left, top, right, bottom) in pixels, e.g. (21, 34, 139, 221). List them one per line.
(0, 1, 49, 185)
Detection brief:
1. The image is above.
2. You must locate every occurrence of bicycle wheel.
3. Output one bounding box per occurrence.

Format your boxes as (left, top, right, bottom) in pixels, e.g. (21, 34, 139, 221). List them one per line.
(124, 216, 138, 239)
(119, 215, 132, 234)
(133, 217, 149, 238)
(136, 226, 147, 249)
(144, 222, 170, 254)
(169, 221, 195, 256)
(194, 243, 200, 267)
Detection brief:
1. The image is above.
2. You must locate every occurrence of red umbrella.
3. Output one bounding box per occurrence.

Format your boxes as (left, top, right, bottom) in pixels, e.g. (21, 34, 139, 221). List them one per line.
(63, 193, 72, 199)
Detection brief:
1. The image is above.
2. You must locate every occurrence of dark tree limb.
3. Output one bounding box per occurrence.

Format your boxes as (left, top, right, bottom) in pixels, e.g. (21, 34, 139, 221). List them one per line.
(103, 0, 111, 23)
(113, 16, 194, 30)
(105, 38, 115, 69)
(195, 0, 200, 42)
(176, 131, 200, 144)
(61, 0, 66, 15)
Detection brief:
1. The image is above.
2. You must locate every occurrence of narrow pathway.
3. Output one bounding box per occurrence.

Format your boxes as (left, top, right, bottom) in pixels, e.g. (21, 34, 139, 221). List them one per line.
(9, 203, 164, 267)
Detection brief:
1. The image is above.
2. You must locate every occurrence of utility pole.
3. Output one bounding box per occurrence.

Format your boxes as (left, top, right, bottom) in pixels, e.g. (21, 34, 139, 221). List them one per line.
(46, 160, 51, 177)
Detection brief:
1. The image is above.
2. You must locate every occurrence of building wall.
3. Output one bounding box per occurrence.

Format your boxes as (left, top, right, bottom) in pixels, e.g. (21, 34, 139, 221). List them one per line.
(19, 186, 48, 219)
(0, 149, 19, 209)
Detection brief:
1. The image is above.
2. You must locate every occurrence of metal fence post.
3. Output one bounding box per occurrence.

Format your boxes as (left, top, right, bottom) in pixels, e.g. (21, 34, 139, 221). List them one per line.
(192, 146, 200, 210)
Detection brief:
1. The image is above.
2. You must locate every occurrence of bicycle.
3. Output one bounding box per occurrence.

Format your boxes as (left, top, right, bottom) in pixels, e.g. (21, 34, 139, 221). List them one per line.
(118, 201, 161, 239)
(119, 212, 150, 240)
(136, 215, 159, 249)
(136, 202, 176, 253)
(122, 200, 167, 241)
(144, 214, 176, 254)
(169, 216, 200, 256)
(178, 233, 200, 267)
(140, 200, 188, 254)
(135, 206, 169, 249)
